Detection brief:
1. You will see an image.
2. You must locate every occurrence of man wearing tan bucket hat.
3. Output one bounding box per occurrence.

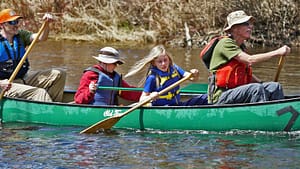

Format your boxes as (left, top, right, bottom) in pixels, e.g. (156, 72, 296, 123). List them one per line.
(0, 8, 66, 102)
(207, 10, 291, 104)
(75, 47, 141, 105)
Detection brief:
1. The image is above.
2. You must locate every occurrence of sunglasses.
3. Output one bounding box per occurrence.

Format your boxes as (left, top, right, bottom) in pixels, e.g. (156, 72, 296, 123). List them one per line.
(7, 20, 19, 26)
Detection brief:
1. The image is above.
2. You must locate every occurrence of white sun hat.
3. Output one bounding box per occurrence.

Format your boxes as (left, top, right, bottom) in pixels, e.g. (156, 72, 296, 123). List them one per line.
(224, 10, 255, 31)
(93, 47, 124, 65)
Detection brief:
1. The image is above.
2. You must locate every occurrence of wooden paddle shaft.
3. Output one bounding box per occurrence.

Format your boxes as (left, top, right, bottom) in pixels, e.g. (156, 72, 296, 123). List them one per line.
(274, 56, 285, 82)
(0, 21, 48, 99)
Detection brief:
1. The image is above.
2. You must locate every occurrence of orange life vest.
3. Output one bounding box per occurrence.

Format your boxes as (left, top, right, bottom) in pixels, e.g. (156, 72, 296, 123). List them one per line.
(215, 59, 252, 89)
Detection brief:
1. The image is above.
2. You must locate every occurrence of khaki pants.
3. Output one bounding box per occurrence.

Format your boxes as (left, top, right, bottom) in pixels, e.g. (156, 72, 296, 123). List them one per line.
(5, 68, 66, 102)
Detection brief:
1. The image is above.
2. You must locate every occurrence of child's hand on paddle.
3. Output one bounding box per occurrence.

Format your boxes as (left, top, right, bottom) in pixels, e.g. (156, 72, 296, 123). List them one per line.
(89, 81, 97, 94)
(149, 91, 159, 100)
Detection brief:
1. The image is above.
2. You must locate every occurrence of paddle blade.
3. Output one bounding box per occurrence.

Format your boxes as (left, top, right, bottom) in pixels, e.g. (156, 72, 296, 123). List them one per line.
(80, 116, 121, 134)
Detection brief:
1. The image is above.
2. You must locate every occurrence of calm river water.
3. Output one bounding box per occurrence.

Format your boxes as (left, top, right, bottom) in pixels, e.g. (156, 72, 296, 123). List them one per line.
(1, 40, 300, 168)
(29, 40, 300, 94)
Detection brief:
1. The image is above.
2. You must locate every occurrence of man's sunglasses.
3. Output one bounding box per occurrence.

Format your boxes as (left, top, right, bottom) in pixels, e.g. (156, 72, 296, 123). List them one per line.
(7, 20, 19, 26)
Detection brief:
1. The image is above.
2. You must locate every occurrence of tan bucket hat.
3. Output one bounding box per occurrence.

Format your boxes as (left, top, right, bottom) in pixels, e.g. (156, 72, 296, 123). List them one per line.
(224, 10, 255, 31)
(93, 47, 124, 65)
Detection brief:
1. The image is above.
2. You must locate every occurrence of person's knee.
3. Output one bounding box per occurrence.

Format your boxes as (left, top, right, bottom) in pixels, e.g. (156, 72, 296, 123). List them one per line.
(273, 82, 283, 90)
(250, 83, 264, 93)
(52, 69, 66, 78)
(36, 88, 49, 95)
(264, 81, 284, 100)
(34, 88, 52, 102)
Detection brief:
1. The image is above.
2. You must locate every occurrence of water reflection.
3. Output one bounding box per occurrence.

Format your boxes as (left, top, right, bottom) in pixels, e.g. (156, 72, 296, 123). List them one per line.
(30, 40, 300, 95)
(1, 124, 300, 168)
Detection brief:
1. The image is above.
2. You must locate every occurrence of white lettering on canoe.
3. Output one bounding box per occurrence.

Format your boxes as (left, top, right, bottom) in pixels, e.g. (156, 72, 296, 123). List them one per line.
(103, 109, 122, 117)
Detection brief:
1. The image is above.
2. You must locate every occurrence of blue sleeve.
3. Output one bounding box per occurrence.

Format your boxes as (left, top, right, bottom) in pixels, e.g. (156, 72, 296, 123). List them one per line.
(143, 75, 157, 93)
(173, 64, 186, 77)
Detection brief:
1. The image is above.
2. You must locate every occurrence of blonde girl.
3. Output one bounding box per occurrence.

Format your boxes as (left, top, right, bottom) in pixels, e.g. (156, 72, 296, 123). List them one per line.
(126, 45, 207, 106)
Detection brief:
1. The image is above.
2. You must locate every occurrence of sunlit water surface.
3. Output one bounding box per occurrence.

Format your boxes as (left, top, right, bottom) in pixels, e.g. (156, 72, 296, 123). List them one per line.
(1, 123, 300, 168)
(1, 40, 300, 168)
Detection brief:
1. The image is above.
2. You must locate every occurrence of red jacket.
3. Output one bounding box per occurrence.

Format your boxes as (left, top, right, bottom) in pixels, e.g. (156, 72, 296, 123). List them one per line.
(74, 64, 141, 104)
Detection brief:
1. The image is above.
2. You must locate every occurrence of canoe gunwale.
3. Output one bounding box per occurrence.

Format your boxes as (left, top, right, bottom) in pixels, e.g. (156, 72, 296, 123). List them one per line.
(3, 94, 300, 109)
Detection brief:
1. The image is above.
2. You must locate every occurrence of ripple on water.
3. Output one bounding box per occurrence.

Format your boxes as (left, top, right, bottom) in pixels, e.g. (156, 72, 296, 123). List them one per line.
(0, 124, 300, 168)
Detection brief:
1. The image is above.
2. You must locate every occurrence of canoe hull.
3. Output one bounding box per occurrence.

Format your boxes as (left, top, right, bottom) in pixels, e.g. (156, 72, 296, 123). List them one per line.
(2, 95, 300, 132)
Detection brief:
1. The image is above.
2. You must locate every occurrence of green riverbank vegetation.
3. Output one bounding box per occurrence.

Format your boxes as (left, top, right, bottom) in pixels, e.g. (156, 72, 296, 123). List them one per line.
(1, 0, 300, 47)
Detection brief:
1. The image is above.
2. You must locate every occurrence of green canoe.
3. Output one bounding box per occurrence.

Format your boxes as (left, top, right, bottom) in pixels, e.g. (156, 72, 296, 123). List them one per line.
(1, 83, 300, 132)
